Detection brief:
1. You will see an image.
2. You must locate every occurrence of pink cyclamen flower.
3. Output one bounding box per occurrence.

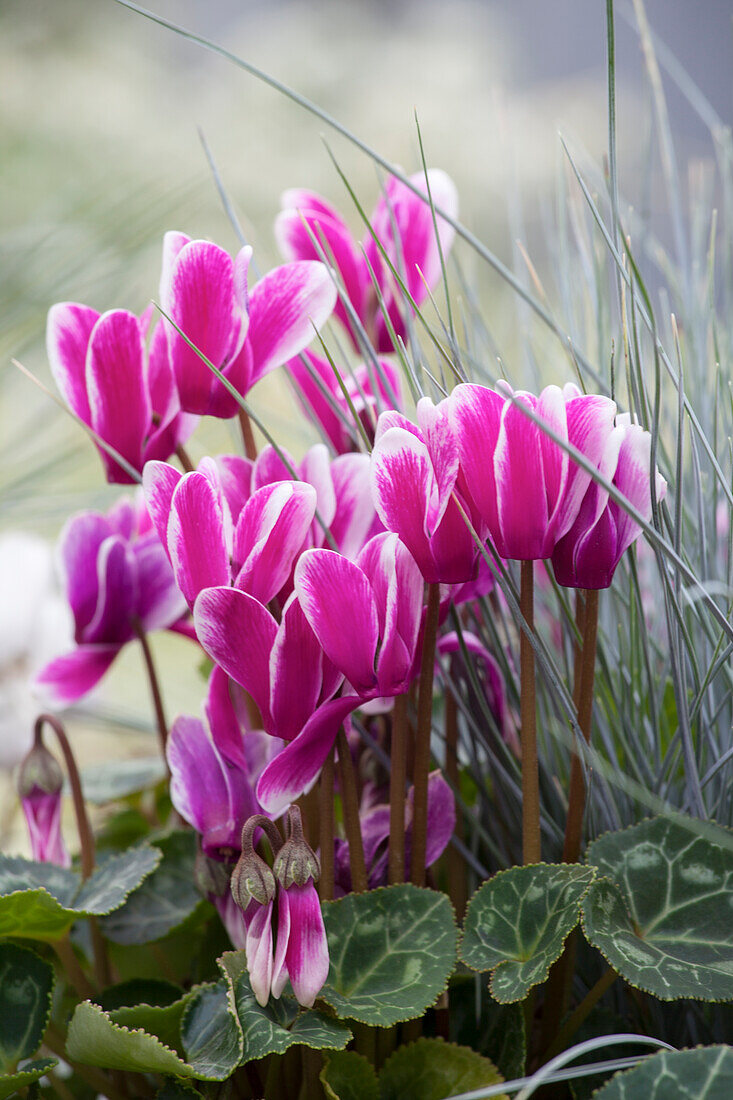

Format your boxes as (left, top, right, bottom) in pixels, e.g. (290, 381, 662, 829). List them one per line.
(450, 381, 618, 561)
(370, 397, 478, 584)
(18, 740, 69, 867)
(271, 880, 329, 1008)
(276, 171, 458, 353)
(551, 414, 667, 589)
(47, 304, 197, 484)
(35, 495, 187, 705)
(160, 232, 336, 417)
(287, 350, 403, 454)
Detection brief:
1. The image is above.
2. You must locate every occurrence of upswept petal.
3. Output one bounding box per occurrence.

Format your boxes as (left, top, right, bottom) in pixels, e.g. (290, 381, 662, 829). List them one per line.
(494, 393, 547, 559)
(233, 482, 317, 605)
(168, 472, 230, 607)
(357, 533, 422, 695)
(406, 770, 456, 869)
(159, 230, 190, 307)
(300, 444, 337, 534)
(417, 397, 459, 526)
(252, 445, 295, 491)
(46, 302, 99, 422)
(205, 664, 250, 772)
(269, 595, 327, 742)
(423, 490, 477, 586)
(194, 587, 277, 730)
(83, 536, 137, 645)
(58, 512, 114, 641)
(142, 460, 183, 557)
(555, 393, 617, 540)
(216, 455, 253, 524)
(246, 899, 274, 1007)
(449, 384, 504, 544)
(370, 425, 437, 580)
(330, 453, 379, 559)
(533, 385, 569, 547)
(256, 694, 359, 816)
(245, 261, 337, 389)
(167, 715, 237, 851)
(86, 309, 150, 483)
(131, 533, 187, 632)
(165, 240, 247, 415)
(612, 422, 667, 557)
(34, 643, 122, 706)
(287, 352, 350, 453)
(295, 549, 379, 695)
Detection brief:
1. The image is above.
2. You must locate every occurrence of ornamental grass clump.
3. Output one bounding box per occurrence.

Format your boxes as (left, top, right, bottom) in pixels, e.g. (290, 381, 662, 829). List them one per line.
(4, 2, 733, 1098)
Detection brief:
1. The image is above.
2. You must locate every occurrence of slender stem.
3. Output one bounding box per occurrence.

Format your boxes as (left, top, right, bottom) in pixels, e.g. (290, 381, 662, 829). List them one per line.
(53, 935, 95, 999)
(410, 582, 442, 887)
(562, 589, 600, 864)
(133, 621, 170, 765)
(445, 689, 467, 918)
(544, 968, 618, 1061)
(174, 443, 195, 472)
(319, 745, 335, 901)
(388, 694, 409, 885)
(238, 406, 258, 460)
(36, 715, 95, 880)
(336, 728, 367, 893)
(519, 560, 541, 864)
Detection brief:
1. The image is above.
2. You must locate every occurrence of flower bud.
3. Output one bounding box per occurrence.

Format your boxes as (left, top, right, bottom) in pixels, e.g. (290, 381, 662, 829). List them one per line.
(273, 805, 320, 890)
(18, 740, 68, 867)
(230, 849, 276, 908)
(17, 741, 63, 800)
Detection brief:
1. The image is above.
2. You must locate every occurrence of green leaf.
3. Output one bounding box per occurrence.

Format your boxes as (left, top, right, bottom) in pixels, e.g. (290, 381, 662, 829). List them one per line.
(320, 885, 458, 1026)
(460, 864, 595, 1003)
(180, 981, 242, 1080)
(379, 1038, 507, 1100)
(0, 1058, 57, 1099)
(592, 1045, 733, 1098)
(218, 951, 351, 1064)
(100, 832, 203, 945)
(582, 815, 733, 1000)
(66, 1000, 195, 1076)
(0, 944, 54, 1070)
(448, 976, 525, 1080)
(110, 997, 191, 1056)
(156, 1081, 201, 1099)
(99, 978, 185, 1012)
(76, 757, 166, 804)
(0, 848, 161, 942)
(320, 1051, 379, 1100)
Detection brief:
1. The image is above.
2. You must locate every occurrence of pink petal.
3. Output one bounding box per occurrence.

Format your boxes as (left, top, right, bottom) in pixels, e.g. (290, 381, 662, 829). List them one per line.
(83, 536, 137, 645)
(167, 715, 238, 851)
(193, 587, 277, 731)
(46, 302, 99, 423)
(142, 460, 182, 559)
(449, 384, 504, 548)
(252, 444, 295, 490)
(612, 421, 667, 558)
(255, 695, 359, 815)
(159, 230, 191, 307)
(269, 595, 328, 741)
(86, 309, 150, 483)
(330, 453, 380, 559)
(406, 770, 456, 870)
(216, 455, 254, 524)
(168, 472, 230, 607)
(131, 533, 187, 632)
(246, 899, 274, 1007)
(357, 533, 422, 695)
(370, 425, 437, 580)
(34, 643, 122, 706)
(557, 394, 617, 538)
(205, 664, 249, 772)
(287, 352, 351, 453)
(300, 444, 337, 536)
(245, 261, 337, 389)
(417, 397, 459, 526)
(58, 512, 114, 641)
(494, 392, 548, 560)
(233, 482, 317, 605)
(281, 882, 329, 1008)
(295, 549, 379, 696)
(271, 883, 291, 1000)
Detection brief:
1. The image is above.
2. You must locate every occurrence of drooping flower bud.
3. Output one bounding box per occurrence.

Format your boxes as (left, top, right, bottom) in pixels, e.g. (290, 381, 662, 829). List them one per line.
(17, 739, 69, 867)
(230, 815, 282, 910)
(273, 805, 320, 890)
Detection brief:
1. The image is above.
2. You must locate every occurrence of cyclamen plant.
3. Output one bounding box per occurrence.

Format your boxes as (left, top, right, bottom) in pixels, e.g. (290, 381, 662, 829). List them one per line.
(5, 10, 733, 1099)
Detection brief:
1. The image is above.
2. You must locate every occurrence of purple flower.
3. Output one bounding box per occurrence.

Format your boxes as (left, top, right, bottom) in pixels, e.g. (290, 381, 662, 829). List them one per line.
(551, 414, 667, 589)
(18, 741, 69, 867)
(160, 233, 336, 418)
(35, 494, 187, 705)
(47, 304, 196, 484)
(287, 351, 403, 454)
(271, 881, 329, 1008)
(450, 381, 617, 561)
(370, 398, 479, 583)
(276, 171, 457, 353)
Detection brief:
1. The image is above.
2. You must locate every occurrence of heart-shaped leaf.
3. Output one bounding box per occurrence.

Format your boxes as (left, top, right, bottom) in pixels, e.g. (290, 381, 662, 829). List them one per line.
(320, 1051, 379, 1100)
(0, 1059, 58, 1099)
(319, 885, 457, 1026)
(0, 944, 54, 1070)
(460, 864, 595, 1003)
(180, 981, 242, 1079)
(592, 1045, 733, 1098)
(582, 815, 733, 1000)
(379, 1037, 507, 1100)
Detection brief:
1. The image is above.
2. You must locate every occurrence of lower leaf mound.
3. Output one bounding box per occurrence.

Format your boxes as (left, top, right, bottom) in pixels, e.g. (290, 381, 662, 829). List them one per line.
(592, 1045, 733, 1098)
(460, 863, 595, 1003)
(582, 815, 733, 1000)
(319, 884, 458, 1026)
(0, 1059, 58, 1100)
(0, 942, 55, 1070)
(379, 1038, 507, 1100)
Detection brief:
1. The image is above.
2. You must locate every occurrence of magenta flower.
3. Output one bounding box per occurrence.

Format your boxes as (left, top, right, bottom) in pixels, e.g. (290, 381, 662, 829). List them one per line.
(276, 171, 457, 353)
(35, 495, 186, 705)
(47, 304, 196, 484)
(551, 414, 667, 589)
(18, 741, 69, 867)
(450, 381, 618, 561)
(160, 232, 336, 418)
(334, 770, 455, 893)
(370, 398, 478, 583)
(143, 458, 317, 610)
(287, 350, 403, 454)
(270, 880, 329, 1008)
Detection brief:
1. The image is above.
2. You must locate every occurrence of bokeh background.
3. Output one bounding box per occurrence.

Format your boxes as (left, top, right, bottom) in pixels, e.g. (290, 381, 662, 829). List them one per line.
(1, 0, 730, 845)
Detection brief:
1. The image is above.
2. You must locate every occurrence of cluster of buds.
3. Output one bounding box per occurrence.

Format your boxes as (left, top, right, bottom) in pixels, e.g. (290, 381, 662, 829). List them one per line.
(230, 806, 329, 1009)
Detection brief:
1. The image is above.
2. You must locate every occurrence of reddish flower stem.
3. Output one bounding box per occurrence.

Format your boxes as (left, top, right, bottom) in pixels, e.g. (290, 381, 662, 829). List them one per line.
(388, 693, 409, 885)
(337, 728, 367, 893)
(562, 589, 600, 863)
(319, 745, 335, 902)
(445, 689, 466, 919)
(133, 620, 170, 768)
(519, 560, 541, 865)
(410, 582, 442, 887)
(174, 443, 195, 473)
(238, 406, 258, 461)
